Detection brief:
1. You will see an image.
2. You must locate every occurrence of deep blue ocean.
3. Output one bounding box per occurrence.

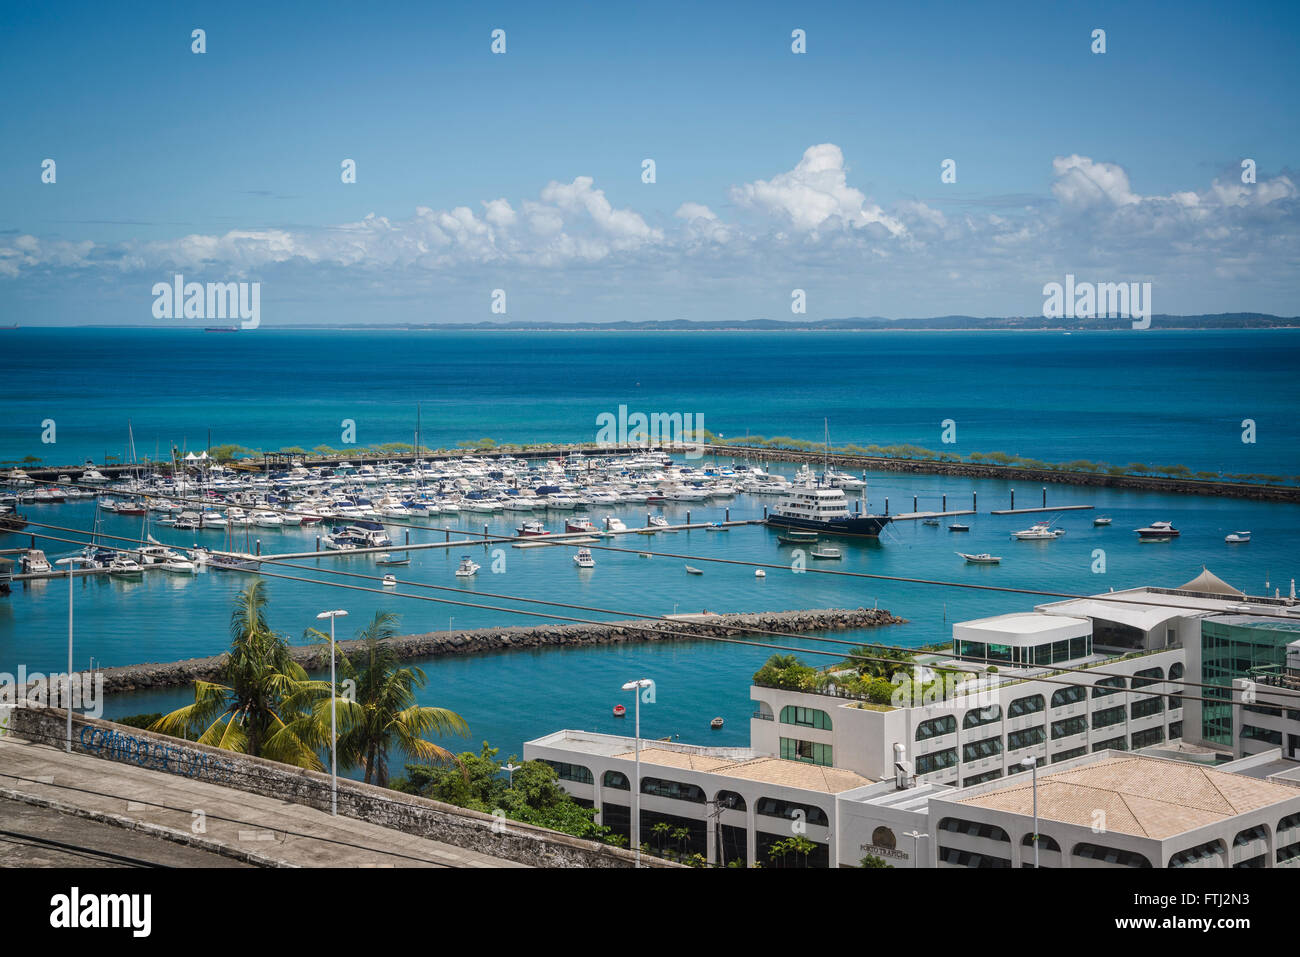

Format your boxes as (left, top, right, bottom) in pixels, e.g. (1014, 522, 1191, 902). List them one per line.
(1, 328, 1298, 770)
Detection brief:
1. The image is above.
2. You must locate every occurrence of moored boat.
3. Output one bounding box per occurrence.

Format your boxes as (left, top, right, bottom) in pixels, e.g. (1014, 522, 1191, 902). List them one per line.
(958, 552, 1001, 565)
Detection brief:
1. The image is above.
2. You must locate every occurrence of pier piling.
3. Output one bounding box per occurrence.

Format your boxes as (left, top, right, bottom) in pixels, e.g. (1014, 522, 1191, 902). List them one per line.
(942, 494, 947, 511)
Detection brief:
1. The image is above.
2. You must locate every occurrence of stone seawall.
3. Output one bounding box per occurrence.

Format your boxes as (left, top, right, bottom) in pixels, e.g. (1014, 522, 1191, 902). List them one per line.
(5, 707, 671, 868)
(98, 607, 903, 693)
(700, 444, 1300, 503)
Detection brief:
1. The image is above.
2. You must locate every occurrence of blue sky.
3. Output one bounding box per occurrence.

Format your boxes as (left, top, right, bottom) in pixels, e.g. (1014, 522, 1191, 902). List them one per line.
(2, 0, 1298, 325)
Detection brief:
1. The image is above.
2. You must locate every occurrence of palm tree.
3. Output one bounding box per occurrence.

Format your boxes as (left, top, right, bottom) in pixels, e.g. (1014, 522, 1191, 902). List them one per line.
(302, 611, 468, 788)
(151, 580, 323, 768)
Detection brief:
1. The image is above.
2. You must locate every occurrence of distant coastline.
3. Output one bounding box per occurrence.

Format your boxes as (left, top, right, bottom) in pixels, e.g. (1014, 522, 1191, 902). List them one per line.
(12, 314, 1300, 332)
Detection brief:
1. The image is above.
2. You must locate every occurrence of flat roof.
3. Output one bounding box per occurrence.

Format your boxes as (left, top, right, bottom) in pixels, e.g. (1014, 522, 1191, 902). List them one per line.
(527, 731, 872, 794)
(953, 613, 1090, 646)
(950, 754, 1299, 840)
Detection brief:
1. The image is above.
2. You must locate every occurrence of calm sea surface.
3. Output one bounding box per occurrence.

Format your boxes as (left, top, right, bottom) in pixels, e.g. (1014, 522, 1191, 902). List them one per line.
(1, 328, 1297, 767)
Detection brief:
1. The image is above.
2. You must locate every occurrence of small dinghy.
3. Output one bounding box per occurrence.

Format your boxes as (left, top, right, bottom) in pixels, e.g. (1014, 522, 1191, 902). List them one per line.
(684, 565, 704, 575)
(754, 569, 766, 578)
(613, 704, 627, 717)
(922, 519, 941, 527)
(710, 717, 724, 729)
(1093, 516, 1112, 526)
(376, 552, 411, 566)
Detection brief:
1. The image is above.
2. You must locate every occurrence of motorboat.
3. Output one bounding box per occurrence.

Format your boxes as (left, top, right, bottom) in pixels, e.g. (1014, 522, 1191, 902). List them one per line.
(573, 548, 596, 568)
(375, 552, 411, 566)
(516, 521, 549, 537)
(647, 515, 669, 528)
(1225, 531, 1251, 544)
(755, 569, 766, 578)
(455, 556, 480, 577)
(810, 546, 842, 560)
(684, 565, 703, 575)
(107, 556, 144, 578)
(765, 485, 890, 538)
(922, 519, 941, 527)
(949, 523, 971, 533)
(382, 574, 398, 587)
(958, 552, 1002, 565)
(604, 516, 628, 533)
(161, 556, 196, 574)
(1093, 516, 1112, 526)
(20, 549, 52, 574)
(565, 518, 597, 534)
(777, 529, 819, 545)
(1134, 521, 1179, 538)
(1011, 522, 1063, 540)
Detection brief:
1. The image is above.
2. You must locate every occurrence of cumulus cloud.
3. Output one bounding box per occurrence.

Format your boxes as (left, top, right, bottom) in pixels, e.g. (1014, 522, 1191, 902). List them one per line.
(728, 143, 906, 236)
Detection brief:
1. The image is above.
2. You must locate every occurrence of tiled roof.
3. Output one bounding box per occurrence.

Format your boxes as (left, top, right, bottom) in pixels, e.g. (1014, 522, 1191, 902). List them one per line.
(957, 756, 1298, 839)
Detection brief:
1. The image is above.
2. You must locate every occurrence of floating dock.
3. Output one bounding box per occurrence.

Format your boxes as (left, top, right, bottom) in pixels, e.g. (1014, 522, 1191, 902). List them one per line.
(989, 505, 1095, 515)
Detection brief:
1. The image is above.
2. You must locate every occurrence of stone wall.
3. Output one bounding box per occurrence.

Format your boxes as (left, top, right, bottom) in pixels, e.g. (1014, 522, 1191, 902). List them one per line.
(97, 607, 904, 692)
(6, 706, 674, 868)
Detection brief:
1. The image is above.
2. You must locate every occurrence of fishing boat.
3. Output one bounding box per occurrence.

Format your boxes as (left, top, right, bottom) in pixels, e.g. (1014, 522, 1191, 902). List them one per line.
(1093, 516, 1112, 527)
(1225, 531, 1251, 544)
(958, 552, 1001, 565)
(710, 717, 724, 729)
(455, 555, 480, 577)
(375, 552, 411, 566)
(613, 704, 627, 717)
(810, 546, 842, 560)
(565, 518, 597, 534)
(573, 547, 595, 568)
(1134, 521, 1179, 539)
(684, 565, 704, 575)
(516, 520, 549, 536)
(948, 523, 971, 533)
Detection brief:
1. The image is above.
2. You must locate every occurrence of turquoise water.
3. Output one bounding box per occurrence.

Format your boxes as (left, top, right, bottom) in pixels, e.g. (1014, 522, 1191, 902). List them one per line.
(2, 327, 1299, 764)
(2, 328, 1298, 476)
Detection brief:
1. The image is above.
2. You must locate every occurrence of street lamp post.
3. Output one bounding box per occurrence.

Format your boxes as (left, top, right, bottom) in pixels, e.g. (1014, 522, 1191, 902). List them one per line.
(316, 609, 349, 816)
(904, 828, 929, 869)
(54, 557, 93, 752)
(1021, 755, 1039, 868)
(502, 761, 520, 787)
(621, 678, 653, 866)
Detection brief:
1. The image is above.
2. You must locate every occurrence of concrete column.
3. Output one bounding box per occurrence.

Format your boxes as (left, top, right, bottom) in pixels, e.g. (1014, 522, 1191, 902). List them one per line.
(746, 805, 757, 867)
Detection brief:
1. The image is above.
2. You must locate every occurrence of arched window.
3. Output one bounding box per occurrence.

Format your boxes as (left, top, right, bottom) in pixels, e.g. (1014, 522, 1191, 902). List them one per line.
(963, 705, 1001, 730)
(1072, 843, 1152, 868)
(1093, 676, 1127, 698)
(1022, 833, 1060, 851)
(640, 777, 706, 803)
(916, 715, 957, 741)
(715, 790, 746, 811)
(1008, 694, 1044, 718)
(602, 770, 629, 790)
(938, 817, 1010, 842)
(756, 797, 829, 827)
(1051, 685, 1086, 708)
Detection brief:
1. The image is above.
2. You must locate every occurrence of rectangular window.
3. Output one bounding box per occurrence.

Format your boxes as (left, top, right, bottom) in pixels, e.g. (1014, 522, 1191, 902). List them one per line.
(780, 737, 833, 766)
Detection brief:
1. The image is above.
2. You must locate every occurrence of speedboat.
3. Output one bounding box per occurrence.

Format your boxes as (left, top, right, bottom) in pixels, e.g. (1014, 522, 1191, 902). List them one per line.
(810, 546, 842, 560)
(375, 552, 411, 566)
(573, 548, 595, 568)
(1134, 521, 1179, 538)
(949, 523, 971, 533)
(1225, 531, 1251, 544)
(958, 552, 1001, 565)
(755, 569, 766, 578)
(1093, 517, 1112, 527)
(516, 521, 550, 537)
(21, 549, 52, 574)
(922, 519, 941, 527)
(161, 556, 196, 574)
(648, 515, 669, 528)
(684, 565, 703, 575)
(455, 556, 480, 577)
(382, 574, 397, 587)
(604, 517, 628, 533)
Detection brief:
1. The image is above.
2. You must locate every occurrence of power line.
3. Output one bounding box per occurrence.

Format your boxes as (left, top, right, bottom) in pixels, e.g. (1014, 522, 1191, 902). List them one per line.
(18, 521, 1285, 709)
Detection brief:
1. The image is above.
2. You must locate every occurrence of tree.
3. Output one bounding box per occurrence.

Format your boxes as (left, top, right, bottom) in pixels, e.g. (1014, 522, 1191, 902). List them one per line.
(302, 610, 468, 787)
(151, 580, 322, 767)
(860, 854, 893, 868)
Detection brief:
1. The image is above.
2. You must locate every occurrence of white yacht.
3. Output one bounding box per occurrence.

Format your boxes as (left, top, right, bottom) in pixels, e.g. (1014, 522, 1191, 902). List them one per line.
(1012, 522, 1066, 541)
(573, 548, 595, 568)
(455, 555, 481, 577)
(1225, 531, 1251, 544)
(1134, 521, 1179, 539)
